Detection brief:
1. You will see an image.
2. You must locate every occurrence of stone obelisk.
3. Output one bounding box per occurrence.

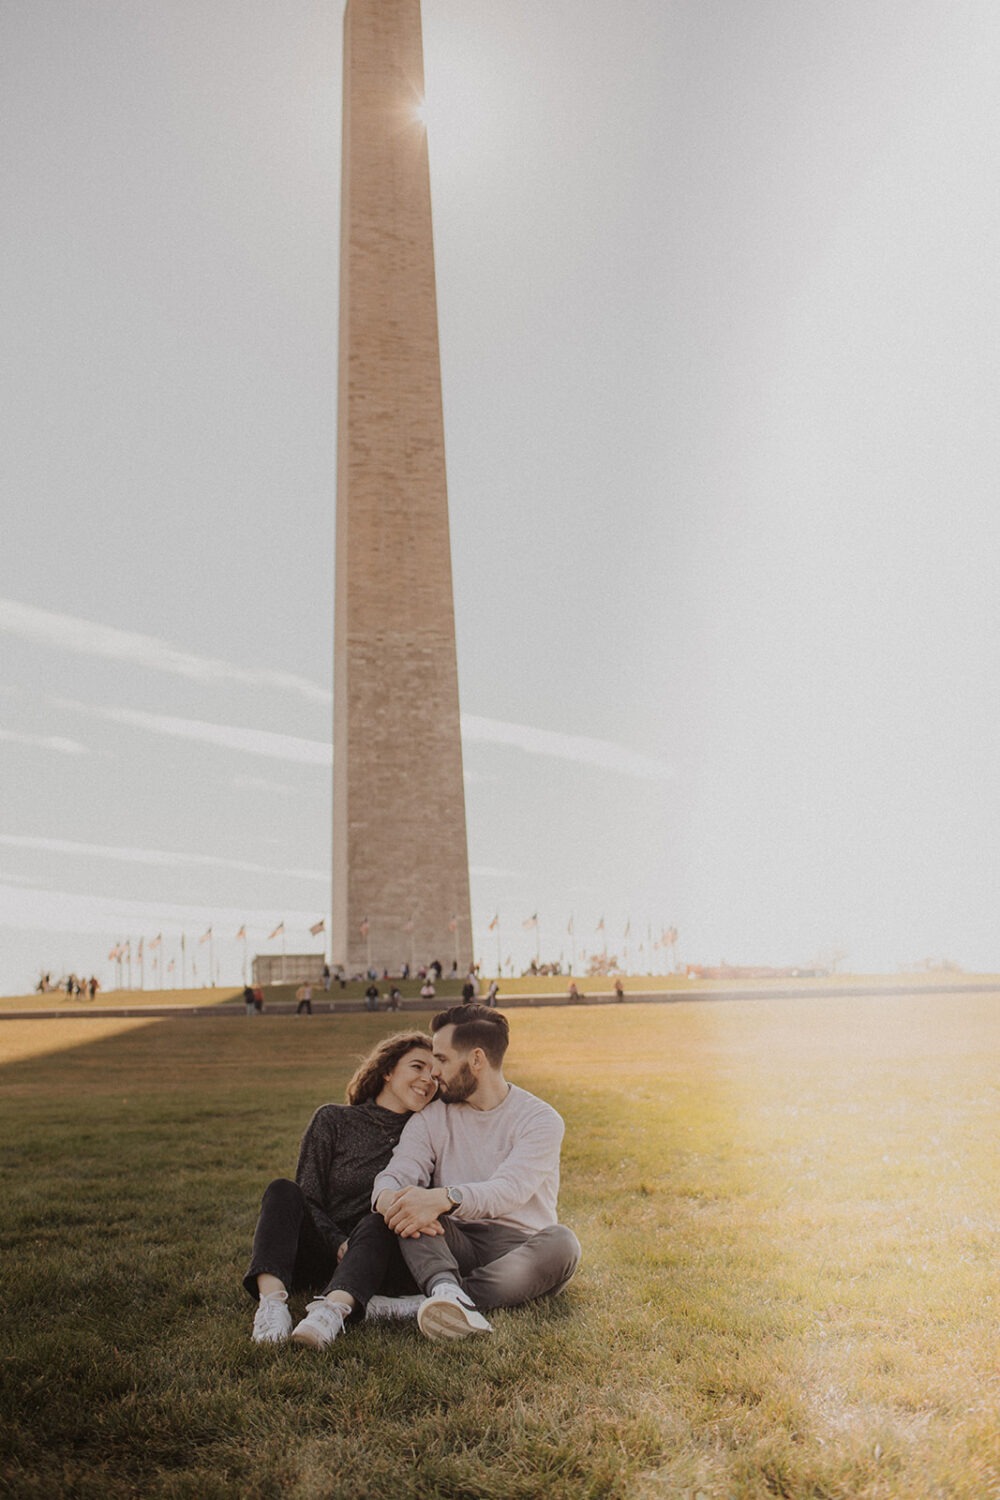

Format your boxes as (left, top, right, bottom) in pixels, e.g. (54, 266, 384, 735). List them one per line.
(333, 0, 472, 976)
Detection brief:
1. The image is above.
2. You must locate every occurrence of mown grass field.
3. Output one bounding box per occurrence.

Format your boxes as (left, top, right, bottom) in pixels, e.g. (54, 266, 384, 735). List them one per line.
(1, 995, 997, 1499)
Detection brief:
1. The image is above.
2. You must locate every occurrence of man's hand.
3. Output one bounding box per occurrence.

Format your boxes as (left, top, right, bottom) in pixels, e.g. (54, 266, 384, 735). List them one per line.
(378, 1186, 451, 1239)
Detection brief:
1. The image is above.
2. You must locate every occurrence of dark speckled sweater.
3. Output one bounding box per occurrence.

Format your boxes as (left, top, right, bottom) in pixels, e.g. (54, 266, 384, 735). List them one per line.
(295, 1100, 409, 1255)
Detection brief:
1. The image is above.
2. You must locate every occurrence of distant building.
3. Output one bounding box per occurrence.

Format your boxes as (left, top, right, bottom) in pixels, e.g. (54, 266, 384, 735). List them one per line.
(252, 953, 325, 987)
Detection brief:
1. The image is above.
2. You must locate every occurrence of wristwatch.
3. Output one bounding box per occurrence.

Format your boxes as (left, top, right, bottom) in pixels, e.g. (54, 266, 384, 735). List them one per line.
(444, 1186, 463, 1212)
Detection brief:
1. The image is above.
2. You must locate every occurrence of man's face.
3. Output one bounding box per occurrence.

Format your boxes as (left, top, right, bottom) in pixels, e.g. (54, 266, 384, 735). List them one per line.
(431, 1024, 478, 1103)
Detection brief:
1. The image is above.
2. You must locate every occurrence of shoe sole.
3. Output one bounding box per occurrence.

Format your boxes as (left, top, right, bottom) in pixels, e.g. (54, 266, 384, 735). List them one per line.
(417, 1300, 492, 1341)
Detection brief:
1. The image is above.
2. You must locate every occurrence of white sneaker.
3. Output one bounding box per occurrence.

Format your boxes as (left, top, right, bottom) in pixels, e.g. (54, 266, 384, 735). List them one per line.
(416, 1283, 492, 1341)
(365, 1294, 424, 1322)
(252, 1291, 292, 1344)
(290, 1298, 349, 1349)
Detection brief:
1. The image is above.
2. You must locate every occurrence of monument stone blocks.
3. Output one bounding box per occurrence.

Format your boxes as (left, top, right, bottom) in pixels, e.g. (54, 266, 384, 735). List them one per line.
(333, 0, 473, 975)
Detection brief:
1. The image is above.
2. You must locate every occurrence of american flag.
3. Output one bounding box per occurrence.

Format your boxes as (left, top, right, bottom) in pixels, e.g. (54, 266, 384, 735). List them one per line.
(269, 921, 285, 940)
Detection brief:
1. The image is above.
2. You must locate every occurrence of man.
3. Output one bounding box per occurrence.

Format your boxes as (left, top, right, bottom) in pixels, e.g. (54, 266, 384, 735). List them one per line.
(371, 1004, 581, 1340)
(295, 982, 313, 1015)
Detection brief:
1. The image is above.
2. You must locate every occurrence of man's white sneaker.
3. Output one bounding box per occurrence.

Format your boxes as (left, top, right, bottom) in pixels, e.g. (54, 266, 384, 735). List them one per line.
(365, 1294, 424, 1322)
(290, 1298, 349, 1350)
(252, 1292, 292, 1344)
(416, 1284, 492, 1341)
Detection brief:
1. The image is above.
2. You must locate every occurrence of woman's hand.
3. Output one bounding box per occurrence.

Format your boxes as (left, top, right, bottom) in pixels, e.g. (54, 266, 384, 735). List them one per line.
(337, 1238, 349, 1263)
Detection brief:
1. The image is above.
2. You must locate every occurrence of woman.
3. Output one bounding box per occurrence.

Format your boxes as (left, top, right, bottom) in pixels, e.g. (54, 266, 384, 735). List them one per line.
(244, 1030, 436, 1348)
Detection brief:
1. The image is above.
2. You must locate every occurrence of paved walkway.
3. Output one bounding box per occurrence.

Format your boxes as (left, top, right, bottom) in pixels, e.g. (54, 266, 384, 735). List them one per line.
(2, 979, 996, 1022)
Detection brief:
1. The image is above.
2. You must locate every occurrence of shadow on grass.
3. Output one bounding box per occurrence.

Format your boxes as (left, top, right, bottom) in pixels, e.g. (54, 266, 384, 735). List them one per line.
(2, 1000, 999, 1498)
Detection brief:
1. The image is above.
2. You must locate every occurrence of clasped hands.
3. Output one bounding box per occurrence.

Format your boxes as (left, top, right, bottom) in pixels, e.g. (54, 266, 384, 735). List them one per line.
(376, 1185, 450, 1239)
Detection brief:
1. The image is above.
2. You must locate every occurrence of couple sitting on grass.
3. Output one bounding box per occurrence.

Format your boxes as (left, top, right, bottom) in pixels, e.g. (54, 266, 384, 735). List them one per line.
(244, 1004, 581, 1346)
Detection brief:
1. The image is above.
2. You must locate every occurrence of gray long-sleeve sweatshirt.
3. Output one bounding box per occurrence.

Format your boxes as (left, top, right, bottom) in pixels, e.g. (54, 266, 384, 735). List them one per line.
(371, 1084, 565, 1234)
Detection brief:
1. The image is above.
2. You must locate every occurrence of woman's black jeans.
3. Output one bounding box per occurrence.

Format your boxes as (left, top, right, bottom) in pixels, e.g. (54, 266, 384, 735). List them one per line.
(243, 1178, 417, 1315)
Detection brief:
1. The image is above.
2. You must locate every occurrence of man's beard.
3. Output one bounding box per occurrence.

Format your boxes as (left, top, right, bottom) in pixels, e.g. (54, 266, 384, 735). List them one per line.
(437, 1061, 477, 1103)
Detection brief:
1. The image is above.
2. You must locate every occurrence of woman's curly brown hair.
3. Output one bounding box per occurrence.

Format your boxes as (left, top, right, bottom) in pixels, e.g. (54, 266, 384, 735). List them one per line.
(345, 1030, 434, 1105)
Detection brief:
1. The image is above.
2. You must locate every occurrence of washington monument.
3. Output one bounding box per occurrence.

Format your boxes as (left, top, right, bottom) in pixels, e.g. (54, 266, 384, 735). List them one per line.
(332, 0, 473, 976)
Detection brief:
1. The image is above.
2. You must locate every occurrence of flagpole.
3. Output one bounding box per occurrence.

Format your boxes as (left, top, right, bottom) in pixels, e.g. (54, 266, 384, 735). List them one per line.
(126, 939, 133, 991)
(209, 930, 215, 987)
(139, 941, 144, 991)
(536, 919, 541, 966)
(241, 930, 247, 985)
(496, 920, 501, 977)
(181, 932, 187, 989)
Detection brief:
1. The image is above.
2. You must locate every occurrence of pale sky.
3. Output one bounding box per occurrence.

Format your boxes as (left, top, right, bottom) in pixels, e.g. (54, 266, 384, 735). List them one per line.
(2, 0, 999, 994)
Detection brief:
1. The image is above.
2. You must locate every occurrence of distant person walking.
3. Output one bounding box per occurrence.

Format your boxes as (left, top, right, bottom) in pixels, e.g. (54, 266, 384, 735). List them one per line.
(296, 983, 314, 1016)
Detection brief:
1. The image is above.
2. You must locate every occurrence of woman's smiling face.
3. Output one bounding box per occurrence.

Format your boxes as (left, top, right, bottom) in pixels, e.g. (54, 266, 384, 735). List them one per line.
(376, 1047, 437, 1114)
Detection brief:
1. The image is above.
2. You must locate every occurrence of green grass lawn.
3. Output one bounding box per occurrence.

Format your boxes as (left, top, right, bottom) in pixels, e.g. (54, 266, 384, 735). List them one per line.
(1, 996, 997, 1499)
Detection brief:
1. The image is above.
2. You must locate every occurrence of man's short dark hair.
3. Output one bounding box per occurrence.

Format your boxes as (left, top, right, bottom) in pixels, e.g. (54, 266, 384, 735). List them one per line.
(432, 1004, 509, 1067)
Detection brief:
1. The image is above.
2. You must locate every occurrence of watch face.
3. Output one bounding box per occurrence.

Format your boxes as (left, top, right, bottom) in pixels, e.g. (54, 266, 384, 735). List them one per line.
(448, 1187, 463, 1206)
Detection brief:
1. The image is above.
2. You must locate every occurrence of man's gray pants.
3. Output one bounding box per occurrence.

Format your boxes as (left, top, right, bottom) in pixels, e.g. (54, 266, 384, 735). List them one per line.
(399, 1219, 581, 1310)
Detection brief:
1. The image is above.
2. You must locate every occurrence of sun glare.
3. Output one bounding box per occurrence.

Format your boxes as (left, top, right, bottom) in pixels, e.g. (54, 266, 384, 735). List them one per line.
(414, 99, 428, 127)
